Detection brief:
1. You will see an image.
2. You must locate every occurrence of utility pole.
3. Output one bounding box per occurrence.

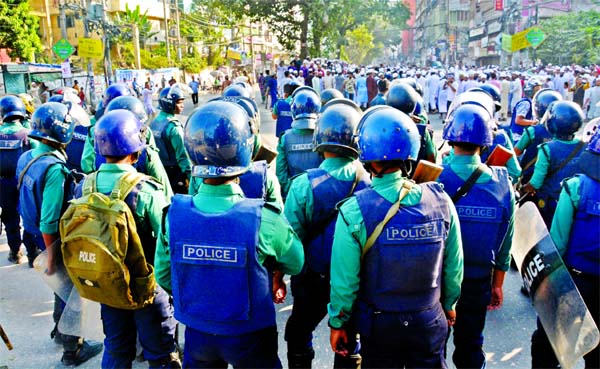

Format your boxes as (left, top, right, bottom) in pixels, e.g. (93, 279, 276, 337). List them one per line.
(101, 0, 112, 85)
(59, 1, 68, 40)
(174, 0, 182, 62)
(82, 0, 95, 106)
(249, 22, 255, 83)
(163, 0, 171, 65)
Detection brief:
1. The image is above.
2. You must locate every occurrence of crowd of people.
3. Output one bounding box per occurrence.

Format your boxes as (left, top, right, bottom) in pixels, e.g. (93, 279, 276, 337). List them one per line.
(0, 57, 598, 369)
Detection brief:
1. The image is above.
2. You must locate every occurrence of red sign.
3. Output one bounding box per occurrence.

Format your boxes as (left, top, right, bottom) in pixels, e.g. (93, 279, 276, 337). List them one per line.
(495, 0, 503, 10)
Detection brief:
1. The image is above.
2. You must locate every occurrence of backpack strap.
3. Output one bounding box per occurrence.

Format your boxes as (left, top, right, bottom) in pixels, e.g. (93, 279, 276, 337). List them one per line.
(361, 180, 414, 261)
(112, 171, 147, 201)
(82, 172, 98, 196)
(451, 164, 486, 204)
(17, 151, 58, 191)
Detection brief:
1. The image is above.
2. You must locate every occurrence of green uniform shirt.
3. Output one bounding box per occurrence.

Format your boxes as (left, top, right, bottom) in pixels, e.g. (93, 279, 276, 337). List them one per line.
(155, 182, 304, 293)
(550, 175, 582, 257)
(0, 120, 38, 149)
(442, 155, 516, 272)
(529, 139, 581, 190)
(32, 143, 69, 235)
(327, 171, 464, 329)
(276, 128, 316, 196)
(188, 169, 282, 206)
(284, 156, 358, 241)
(93, 163, 167, 248)
(514, 126, 536, 152)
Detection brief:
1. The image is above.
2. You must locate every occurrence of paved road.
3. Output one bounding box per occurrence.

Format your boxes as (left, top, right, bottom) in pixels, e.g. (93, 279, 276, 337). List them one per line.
(0, 91, 584, 368)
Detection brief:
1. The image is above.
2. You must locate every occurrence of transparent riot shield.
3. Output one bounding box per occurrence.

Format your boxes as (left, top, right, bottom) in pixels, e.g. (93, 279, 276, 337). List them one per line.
(512, 202, 599, 369)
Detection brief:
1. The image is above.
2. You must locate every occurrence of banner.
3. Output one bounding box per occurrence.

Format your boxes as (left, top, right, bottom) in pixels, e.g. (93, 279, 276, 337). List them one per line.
(78, 38, 103, 59)
(501, 33, 512, 53)
(495, 0, 503, 10)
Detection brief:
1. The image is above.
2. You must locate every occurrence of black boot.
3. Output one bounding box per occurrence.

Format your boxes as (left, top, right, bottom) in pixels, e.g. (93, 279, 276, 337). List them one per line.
(61, 340, 103, 366)
(287, 350, 314, 369)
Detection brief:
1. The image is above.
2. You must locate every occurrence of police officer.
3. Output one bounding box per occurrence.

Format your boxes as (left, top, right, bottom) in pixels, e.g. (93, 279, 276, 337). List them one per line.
(273, 82, 299, 138)
(16, 102, 103, 366)
(328, 106, 463, 368)
(81, 83, 132, 173)
(510, 78, 542, 143)
(0, 95, 39, 265)
(284, 99, 370, 369)
(386, 83, 437, 163)
(523, 101, 586, 227)
(276, 86, 323, 198)
(149, 85, 191, 194)
(537, 129, 600, 369)
(438, 104, 515, 369)
(514, 89, 562, 185)
(154, 100, 304, 368)
(96, 95, 173, 199)
(85, 109, 179, 368)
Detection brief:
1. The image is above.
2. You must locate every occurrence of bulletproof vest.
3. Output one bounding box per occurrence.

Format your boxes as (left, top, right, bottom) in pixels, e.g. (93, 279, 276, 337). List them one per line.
(416, 123, 434, 162)
(65, 125, 88, 172)
(481, 129, 511, 163)
(519, 125, 552, 182)
(439, 166, 512, 279)
(565, 175, 600, 276)
(169, 195, 275, 335)
(238, 160, 267, 200)
(538, 141, 584, 201)
(0, 128, 29, 178)
(275, 100, 293, 137)
(304, 167, 371, 274)
(355, 183, 450, 312)
(95, 147, 148, 175)
(16, 150, 69, 237)
(510, 98, 533, 137)
(150, 115, 178, 167)
(283, 129, 323, 177)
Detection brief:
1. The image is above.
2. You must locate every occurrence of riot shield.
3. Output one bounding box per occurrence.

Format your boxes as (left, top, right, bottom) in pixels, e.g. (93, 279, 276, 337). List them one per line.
(512, 202, 599, 369)
(582, 117, 599, 143)
(33, 250, 92, 337)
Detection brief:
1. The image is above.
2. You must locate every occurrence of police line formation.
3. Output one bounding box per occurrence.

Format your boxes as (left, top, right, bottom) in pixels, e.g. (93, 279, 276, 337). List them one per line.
(0, 72, 598, 369)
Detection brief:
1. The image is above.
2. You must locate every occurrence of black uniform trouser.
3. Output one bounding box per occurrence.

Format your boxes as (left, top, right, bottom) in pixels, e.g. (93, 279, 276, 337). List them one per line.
(191, 93, 199, 105)
(0, 178, 39, 257)
(531, 270, 599, 369)
(285, 271, 359, 368)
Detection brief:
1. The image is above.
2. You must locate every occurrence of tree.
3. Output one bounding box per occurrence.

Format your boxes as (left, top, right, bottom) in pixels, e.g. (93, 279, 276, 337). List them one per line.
(535, 11, 600, 66)
(0, 0, 42, 61)
(341, 25, 375, 65)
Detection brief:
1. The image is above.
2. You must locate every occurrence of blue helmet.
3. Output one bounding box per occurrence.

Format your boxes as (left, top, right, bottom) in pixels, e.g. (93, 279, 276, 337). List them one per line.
(106, 95, 149, 125)
(48, 95, 64, 103)
(291, 85, 317, 99)
(451, 89, 495, 120)
(94, 110, 145, 157)
(158, 86, 185, 114)
(0, 95, 27, 121)
(533, 88, 562, 119)
(386, 83, 419, 115)
(103, 83, 132, 106)
(397, 77, 423, 96)
(291, 87, 321, 129)
(588, 128, 600, 155)
(544, 101, 584, 140)
(357, 106, 420, 162)
(210, 96, 260, 134)
(314, 101, 362, 158)
(29, 102, 76, 145)
(479, 84, 501, 112)
(223, 84, 251, 99)
(184, 100, 253, 178)
(320, 88, 344, 106)
(443, 104, 493, 147)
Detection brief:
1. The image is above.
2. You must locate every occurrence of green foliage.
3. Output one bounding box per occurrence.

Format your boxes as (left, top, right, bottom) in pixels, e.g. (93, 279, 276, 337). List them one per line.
(341, 25, 375, 65)
(0, 0, 42, 61)
(113, 4, 157, 47)
(536, 11, 600, 65)
(139, 48, 170, 70)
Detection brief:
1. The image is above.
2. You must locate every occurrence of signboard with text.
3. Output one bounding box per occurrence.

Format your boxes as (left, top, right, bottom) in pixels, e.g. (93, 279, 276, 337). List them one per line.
(78, 38, 103, 59)
(52, 39, 75, 61)
(495, 0, 503, 10)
